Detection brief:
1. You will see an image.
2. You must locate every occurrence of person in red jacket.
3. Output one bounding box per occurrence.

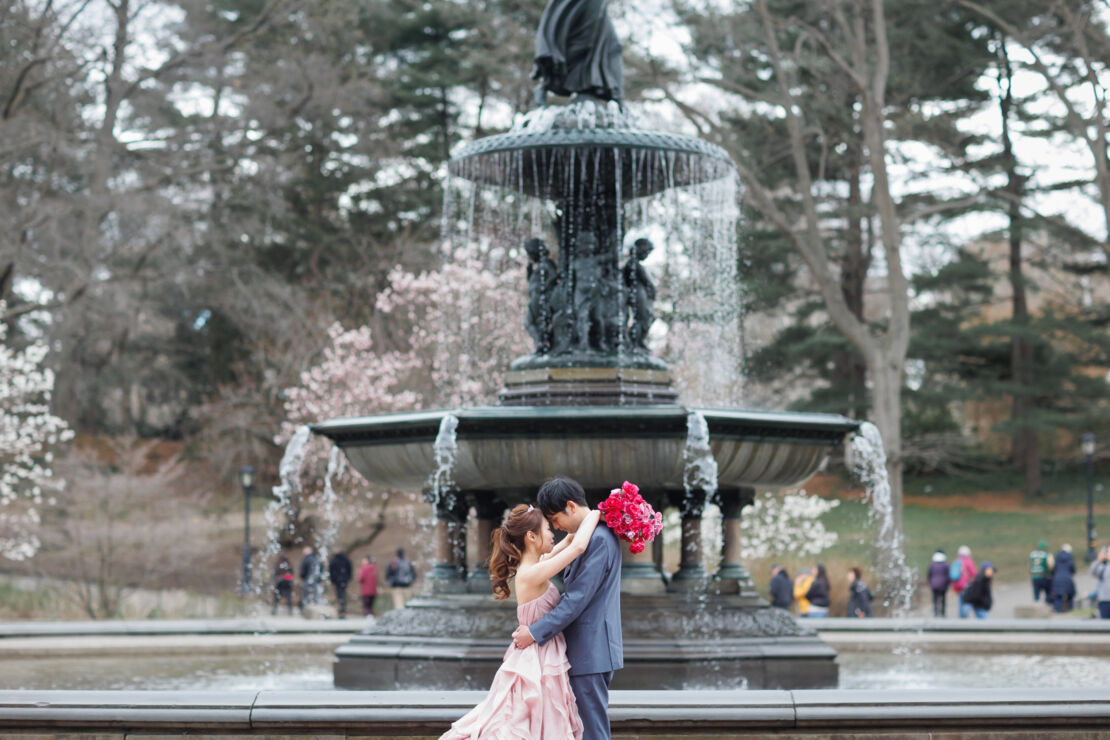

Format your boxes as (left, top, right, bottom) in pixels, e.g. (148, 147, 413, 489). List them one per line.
(358, 555, 379, 618)
(953, 545, 979, 618)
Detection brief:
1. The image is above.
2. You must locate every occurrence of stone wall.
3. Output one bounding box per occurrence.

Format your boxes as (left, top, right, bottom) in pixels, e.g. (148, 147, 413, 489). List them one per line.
(0, 689, 1108, 738)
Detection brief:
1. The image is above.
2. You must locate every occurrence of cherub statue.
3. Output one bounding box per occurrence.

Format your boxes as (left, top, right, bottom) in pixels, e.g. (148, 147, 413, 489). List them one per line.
(623, 237, 656, 350)
(570, 231, 607, 351)
(524, 238, 559, 354)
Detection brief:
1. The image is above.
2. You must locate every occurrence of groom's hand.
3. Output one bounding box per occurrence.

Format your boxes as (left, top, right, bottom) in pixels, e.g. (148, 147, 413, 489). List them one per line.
(512, 625, 535, 648)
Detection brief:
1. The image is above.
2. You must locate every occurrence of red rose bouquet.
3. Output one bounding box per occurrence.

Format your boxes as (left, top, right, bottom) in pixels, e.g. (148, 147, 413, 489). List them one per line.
(598, 481, 663, 554)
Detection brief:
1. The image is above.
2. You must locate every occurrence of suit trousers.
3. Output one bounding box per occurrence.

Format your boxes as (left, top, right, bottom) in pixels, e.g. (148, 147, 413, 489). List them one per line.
(569, 671, 613, 740)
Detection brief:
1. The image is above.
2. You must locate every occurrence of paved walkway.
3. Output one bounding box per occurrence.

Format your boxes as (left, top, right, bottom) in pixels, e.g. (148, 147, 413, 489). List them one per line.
(909, 571, 1099, 619)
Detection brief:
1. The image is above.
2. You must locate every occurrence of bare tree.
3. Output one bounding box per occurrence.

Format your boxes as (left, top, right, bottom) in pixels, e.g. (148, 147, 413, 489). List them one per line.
(43, 438, 211, 619)
(670, 0, 912, 527)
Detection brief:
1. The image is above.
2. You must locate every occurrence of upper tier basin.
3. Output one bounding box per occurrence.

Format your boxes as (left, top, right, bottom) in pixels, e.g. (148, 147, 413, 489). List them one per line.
(311, 406, 858, 497)
(448, 100, 736, 200)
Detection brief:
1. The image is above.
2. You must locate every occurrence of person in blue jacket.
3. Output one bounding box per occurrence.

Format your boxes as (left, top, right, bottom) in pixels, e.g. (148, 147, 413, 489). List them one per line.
(513, 477, 623, 740)
(1051, 544, 1077, 613)
(769, 564, 793, 610)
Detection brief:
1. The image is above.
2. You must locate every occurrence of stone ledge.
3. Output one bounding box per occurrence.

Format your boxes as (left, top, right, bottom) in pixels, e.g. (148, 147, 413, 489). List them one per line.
(0, 618, 361, 639)
(814, 617, 1110, 633)
(1, 689, 1109, 736)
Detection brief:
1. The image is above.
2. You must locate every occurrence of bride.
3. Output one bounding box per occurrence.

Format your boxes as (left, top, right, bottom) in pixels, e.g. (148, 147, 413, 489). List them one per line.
(440, 502, 600, 739)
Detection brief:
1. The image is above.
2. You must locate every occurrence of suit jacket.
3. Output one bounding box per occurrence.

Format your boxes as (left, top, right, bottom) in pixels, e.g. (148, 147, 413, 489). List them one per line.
(529, 524, 623, 676)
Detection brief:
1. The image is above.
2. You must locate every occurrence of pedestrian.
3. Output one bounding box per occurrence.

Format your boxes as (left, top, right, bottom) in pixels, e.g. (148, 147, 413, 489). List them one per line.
(359, 555, 380, 619)
(804, 564, 831, 618)
(793, 569, 814, 617)
(927, 549, 950, 617)
(1091, 546, 1110, 619)
(953, 545, 978, 618)
(1029, 540, 1054, 603)
(386, 547, 417, 610)
(329, 549, 353, 619)
(846, 567, 873, 618)
(769, 564, 792, 610)
(1051, 543, 1077, 613)
(271, 554, 294, 616)
(299, 544, 322, 611)
(961, 561, 995, 619)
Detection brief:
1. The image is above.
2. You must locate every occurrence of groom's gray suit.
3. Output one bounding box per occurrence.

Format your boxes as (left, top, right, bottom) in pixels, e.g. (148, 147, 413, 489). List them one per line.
(529, 524, 623, 740)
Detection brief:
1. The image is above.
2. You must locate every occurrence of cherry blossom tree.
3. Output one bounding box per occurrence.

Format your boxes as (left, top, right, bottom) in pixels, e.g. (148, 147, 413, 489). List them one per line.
(739, 490, 840, 561)
(0, 302, 74, 561)
(275, 248, 529, 554)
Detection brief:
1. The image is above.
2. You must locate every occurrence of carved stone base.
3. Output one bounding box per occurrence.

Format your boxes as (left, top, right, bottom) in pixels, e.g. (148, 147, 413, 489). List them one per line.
(499, 366, 678, 406)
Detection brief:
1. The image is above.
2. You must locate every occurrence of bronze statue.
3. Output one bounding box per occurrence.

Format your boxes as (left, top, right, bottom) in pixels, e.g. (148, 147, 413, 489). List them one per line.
(623, 238, 655, 350)
(524, 238, 559, 353)
(533, 0, 623, 105)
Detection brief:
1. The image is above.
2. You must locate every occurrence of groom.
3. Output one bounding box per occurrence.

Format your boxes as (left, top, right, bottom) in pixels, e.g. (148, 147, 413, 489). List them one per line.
(512, 477, 623, 740)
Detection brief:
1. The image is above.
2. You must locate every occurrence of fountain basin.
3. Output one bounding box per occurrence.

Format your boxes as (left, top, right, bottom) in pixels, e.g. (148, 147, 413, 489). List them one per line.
(448, 111, 736, 200)
(311, 406, 857, 497)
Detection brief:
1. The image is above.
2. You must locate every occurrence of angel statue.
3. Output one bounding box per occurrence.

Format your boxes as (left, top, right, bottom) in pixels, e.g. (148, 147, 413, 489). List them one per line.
(532, 0, 623, 105)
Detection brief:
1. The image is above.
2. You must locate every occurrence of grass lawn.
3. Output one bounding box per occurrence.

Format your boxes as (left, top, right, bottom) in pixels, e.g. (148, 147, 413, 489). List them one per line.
(747, 474, 1108, 612)
(818, 499, 1097, 582)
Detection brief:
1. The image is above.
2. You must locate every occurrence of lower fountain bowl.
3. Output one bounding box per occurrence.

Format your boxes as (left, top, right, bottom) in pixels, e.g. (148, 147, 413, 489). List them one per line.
(334, 593, 838, 691)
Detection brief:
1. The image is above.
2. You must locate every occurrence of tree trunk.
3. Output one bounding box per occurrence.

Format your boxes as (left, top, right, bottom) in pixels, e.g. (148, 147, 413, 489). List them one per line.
(998, 39, 1040, 497)
(869, 347, 905, 528)
(834, 138, 869, 417)
(51, 1, 130, 427)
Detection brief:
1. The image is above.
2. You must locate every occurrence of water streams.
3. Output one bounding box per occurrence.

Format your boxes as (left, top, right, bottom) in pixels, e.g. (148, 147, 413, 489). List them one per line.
(428, 413, 460, 507)
(849, 421, 915, 615)
(256, 425, 312, 593)
(443, 121, 745, 407)
(683, 410, 720, 568)
(316, 445, 345, 565)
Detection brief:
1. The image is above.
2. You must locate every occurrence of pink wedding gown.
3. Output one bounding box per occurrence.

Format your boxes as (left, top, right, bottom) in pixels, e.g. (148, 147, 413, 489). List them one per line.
(440, 582, 583, 739)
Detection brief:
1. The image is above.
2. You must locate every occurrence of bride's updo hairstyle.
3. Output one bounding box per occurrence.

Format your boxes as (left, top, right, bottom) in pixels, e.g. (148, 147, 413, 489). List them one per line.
(488, 504, 544, 600)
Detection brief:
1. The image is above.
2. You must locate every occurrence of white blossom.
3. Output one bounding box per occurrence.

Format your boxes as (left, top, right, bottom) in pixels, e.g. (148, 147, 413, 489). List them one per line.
(661, 488, 839, 565)
(0, 302, 73, 560)
(739, 489, 839, 560)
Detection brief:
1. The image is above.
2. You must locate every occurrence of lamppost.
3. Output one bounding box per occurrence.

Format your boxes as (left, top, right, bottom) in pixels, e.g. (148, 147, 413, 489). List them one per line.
(1082, 434, 1097, 563)
(239, 465, 255, 595)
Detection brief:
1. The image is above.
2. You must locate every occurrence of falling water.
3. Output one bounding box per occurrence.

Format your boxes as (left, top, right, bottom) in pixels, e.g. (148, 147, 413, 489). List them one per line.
(256, 425, 312, 593)
(427, 413, 460, 506)
(849, 422, 915, 615)
(683, 410, 720, 570)
(683, 410, 718, 500)
(316, 445, 345, 565)
(442, 98, 745, 408)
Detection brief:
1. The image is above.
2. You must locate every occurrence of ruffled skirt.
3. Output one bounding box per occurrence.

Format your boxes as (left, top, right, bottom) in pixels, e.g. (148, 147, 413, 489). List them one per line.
(440, 634, 582, 739)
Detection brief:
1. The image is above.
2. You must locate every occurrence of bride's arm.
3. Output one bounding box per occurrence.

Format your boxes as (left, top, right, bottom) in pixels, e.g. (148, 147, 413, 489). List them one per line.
(541, 531, 575, 560)
(519, 510, 601, 584)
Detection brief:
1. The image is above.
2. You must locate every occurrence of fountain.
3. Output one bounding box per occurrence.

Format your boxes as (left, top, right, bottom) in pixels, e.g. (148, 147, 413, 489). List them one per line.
(312, 1, 859, 690)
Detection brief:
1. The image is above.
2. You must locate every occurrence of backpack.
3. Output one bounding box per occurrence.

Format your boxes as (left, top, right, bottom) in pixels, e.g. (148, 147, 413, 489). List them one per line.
(948, 561, 962, 582)
(393, 558, 416, 587)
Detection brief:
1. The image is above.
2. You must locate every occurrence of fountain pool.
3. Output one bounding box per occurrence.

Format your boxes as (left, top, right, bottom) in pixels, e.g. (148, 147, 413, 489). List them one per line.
(5, 643, 1110, 691)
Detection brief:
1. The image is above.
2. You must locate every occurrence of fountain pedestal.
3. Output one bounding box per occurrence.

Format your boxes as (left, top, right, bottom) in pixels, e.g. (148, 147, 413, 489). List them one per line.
(466, 493, 505, 594)
(333, 592, 837, 691)
(669, 490, 709, 592)
(427, 495, 468, 595)
(712, 488, 760, 599)
(620, 541, 666, 595)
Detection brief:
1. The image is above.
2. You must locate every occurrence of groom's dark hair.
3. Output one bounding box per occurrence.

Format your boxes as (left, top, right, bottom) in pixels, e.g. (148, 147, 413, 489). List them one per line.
(537, 477, 588, 515)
